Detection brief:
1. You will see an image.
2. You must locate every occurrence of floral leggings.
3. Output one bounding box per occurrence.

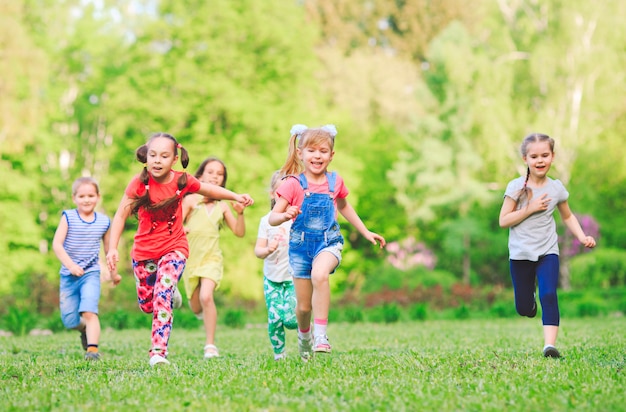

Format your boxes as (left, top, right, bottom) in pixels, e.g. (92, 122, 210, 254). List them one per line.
(133, 251, 185, 358)
(263, 277, 297, 355)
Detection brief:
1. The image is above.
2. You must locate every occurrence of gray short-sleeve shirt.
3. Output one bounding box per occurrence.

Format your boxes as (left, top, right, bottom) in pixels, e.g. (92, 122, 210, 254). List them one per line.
(504, 176, 569, 261)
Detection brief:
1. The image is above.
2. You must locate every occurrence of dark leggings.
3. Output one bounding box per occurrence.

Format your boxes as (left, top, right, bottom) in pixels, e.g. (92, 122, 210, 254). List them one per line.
(510, 254, 560, 326)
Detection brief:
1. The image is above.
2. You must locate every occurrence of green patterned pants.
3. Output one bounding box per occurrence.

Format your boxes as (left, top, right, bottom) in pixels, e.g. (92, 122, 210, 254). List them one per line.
(263, 277, 297, 354)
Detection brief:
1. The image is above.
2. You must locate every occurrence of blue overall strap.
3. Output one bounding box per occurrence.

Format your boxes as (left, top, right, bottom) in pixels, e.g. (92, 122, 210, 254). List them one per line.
(326, 172, 336, 193)
(298, 173, 308, 190)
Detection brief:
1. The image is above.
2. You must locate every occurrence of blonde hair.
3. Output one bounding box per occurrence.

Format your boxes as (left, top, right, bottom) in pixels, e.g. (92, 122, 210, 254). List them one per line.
(72, 177, 100, 195)
(269, 170, 285, 210)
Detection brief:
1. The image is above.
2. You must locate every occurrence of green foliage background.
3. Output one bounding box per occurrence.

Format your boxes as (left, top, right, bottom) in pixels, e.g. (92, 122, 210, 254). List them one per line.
(1, 0, 625, 314)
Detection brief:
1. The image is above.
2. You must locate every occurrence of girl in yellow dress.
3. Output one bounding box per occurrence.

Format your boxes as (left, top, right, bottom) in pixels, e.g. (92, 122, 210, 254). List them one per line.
(182, 157, 246, 359)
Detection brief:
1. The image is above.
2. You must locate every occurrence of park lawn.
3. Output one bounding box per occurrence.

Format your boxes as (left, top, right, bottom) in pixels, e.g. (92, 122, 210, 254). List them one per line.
(0, 317, 624, 411)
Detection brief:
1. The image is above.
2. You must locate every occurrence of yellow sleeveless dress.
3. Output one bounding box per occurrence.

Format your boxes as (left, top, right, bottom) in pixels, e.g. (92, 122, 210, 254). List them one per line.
(183, 200, 224, 297)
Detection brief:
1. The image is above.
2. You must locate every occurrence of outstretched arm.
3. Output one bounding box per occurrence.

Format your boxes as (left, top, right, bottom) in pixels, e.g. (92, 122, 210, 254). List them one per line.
(558, 201, 596, 248)
(336, 198, 385, 248)
(197, 182, 253, 207)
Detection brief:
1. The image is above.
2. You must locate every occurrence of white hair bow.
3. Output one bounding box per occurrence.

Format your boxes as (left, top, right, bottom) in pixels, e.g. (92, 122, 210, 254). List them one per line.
(290, 124, 308, 137)
(320, 124, 337, 137)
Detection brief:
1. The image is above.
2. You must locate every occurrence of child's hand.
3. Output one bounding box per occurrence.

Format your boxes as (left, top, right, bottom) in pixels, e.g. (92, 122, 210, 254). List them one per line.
(581, 235, 596, 248)
(106, 250, 119, 272)
(111, 273, 122, 286)
(284, 205, 301, 220)
(367, 232, 386, 249)
(70, 263, 85, 277)
(232, 201, 246, 215)
(530, 193, 552, 213)
(267, 239, 279, 254)
(236, 194, 254, 207)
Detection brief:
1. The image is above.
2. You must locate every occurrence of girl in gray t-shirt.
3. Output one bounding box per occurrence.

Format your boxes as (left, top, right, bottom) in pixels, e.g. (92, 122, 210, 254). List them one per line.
(499, 133, 596, 359)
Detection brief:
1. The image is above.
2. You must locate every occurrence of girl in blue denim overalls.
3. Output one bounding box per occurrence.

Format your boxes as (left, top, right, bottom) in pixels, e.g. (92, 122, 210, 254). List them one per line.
(269, 124, 386, 361)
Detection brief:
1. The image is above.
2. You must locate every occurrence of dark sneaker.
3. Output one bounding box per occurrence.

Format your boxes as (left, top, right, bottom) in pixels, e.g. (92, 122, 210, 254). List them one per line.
(298, 334, 313, 361)
(543, 345, 561, 358)
(80, 330, 88, 351)
(529, 300, 537, 318)
(84, 352, 101, 361)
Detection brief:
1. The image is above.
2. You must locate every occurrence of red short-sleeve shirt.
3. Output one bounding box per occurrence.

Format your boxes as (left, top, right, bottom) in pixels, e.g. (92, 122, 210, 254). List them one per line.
(125, 171, 201, 261)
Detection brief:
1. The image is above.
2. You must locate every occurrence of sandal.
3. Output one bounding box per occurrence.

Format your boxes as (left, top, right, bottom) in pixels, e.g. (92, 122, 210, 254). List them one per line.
(204, 344, 220, 359)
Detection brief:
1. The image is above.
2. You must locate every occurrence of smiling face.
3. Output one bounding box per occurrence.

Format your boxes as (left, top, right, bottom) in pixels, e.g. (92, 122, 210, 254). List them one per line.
(73, 183, 100, 217)
(298, 140, 334, 179)
(523, 140, 554, 180)
(199, 160, 226, 187)
(146, 136, 178, 183)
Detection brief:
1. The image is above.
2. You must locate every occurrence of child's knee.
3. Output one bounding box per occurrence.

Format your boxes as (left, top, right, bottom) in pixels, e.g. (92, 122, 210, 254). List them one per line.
(61, 312, 81, 329)
(139, 303, 153, 314)
(297, 301, 312, 314)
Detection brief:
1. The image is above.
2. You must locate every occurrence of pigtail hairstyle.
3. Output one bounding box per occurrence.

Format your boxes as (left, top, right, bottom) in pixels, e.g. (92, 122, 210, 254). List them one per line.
(130, 132, 189, 216)
(515, 133, 555, 207)
(279, 124, 337, 177)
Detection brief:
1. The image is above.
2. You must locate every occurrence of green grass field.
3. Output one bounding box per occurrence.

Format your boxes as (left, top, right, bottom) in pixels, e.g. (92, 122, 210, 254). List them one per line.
(1, 317, 624, 411)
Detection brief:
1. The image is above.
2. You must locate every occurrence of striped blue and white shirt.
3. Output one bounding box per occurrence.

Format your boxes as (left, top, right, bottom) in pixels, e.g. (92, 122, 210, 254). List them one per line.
(59, 209, 110, 276)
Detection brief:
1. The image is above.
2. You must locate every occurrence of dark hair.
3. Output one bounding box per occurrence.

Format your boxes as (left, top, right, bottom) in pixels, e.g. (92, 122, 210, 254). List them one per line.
(130, 132, 190, 216)
(194, 157, 228, 188)
(516, 133, 555, 206)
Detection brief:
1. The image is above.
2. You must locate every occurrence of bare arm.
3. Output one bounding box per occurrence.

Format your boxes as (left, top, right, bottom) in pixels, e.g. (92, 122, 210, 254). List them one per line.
(268, 197, 300, 226)
(106, 194, 133, 273)
(197, 182, 254, 207)
(336, 198, 386, 248)
(182, 194, 201, 223)
(254, 236, 278, 259)
(52, 215, 84, 276)
(499, 193, 551, 228)
(222, 201, 246, 237)
(558, 201, 597, 248)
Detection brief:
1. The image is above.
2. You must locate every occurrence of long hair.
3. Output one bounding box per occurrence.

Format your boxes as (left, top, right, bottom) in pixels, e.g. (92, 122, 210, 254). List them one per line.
(130, 132, 190, 215)
(516, 133, 555, 207)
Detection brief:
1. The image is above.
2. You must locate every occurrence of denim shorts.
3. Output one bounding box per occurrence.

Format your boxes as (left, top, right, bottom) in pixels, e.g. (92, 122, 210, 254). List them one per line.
(288, 229, 343, 279)
(59, 270, 101, 329)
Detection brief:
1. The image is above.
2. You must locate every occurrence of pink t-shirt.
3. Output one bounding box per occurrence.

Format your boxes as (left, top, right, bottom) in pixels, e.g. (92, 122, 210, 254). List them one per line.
(125, 171, 201, 261)
(276, 173, 349, 219)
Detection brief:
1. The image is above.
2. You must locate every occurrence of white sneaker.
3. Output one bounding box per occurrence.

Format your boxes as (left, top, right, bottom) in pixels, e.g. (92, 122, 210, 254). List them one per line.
(298, 333, 313, 361)
(149, 354, 170, 367)
(274, 352, 286, 361)
(313, 335, 332, 353)
(173, 287, 182, 309)
(204, 344, 220, 359)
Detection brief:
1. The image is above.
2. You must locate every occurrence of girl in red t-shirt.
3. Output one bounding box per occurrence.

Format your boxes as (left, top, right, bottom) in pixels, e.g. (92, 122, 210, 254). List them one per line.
(106, 132, 253, 367)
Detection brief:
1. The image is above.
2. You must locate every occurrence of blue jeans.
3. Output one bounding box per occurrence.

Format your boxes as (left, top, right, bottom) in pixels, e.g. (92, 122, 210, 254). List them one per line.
(510, 254, 560, 326)
(59, 271, 101, 329)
